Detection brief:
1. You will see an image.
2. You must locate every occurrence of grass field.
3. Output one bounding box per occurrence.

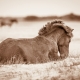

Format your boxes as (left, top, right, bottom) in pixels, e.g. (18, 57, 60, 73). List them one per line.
(0, 21, 80, 80)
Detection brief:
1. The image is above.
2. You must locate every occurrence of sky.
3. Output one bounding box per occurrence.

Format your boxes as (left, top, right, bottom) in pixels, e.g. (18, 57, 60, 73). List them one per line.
(0, 0, 80, 17)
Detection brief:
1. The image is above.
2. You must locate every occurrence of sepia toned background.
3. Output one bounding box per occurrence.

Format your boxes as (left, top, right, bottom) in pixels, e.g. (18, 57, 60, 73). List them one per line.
(0, 0, 80, 80)
(0, 0, 80, 17)
(0, 0, 80, 40)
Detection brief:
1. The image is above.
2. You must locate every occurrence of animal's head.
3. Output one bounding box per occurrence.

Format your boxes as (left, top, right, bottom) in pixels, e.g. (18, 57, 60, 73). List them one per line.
(57, 26, 74, 59)
(38, 19, 74, 59)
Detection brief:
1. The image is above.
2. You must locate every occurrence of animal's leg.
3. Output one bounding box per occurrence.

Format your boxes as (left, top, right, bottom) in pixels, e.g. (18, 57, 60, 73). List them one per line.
(60, 53, 68, 60)
(41, 55, 50, 63)
(48, 50, 59, 61)
(18, 47, 28, 63)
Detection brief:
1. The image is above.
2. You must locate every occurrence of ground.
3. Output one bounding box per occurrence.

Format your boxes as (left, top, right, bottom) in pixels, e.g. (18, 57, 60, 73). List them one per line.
(0, 57, 80, 80)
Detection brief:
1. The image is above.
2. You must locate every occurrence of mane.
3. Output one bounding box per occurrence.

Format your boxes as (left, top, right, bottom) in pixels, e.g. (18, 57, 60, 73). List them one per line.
(38, 19, 73, 37)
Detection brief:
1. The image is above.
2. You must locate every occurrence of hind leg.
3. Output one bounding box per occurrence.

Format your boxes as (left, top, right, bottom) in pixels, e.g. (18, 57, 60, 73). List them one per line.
(17, 47, 28, 63)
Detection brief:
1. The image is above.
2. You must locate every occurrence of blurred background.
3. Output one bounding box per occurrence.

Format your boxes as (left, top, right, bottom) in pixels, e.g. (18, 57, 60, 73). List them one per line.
(0, 0, 80, 43)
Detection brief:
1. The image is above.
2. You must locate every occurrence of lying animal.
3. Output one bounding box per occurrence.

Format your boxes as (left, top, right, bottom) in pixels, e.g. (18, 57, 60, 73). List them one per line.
(0, 20, 74, 64)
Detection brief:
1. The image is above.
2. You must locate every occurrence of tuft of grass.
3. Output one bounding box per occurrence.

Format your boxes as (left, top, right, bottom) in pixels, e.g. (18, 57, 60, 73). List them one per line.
(0, 54, 26, 65)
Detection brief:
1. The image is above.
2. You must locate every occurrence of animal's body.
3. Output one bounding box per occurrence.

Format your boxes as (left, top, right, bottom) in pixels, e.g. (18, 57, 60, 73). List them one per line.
(0, 36, 55, 63)
(0, 20, 74, 64)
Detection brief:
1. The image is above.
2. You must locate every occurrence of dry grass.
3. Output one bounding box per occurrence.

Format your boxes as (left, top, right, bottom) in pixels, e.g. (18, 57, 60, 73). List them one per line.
(0, 56, 80, 80)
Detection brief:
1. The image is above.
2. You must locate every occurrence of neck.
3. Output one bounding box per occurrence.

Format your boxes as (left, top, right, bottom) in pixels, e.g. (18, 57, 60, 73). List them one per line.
(42, 28, 65, 43)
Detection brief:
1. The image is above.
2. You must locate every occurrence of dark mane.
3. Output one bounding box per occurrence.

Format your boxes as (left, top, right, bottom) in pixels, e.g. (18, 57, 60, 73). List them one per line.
(38, 19, 73, 37)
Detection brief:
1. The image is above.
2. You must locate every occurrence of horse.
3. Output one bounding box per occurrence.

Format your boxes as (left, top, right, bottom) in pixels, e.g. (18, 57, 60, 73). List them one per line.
(0, 20, 74, 64)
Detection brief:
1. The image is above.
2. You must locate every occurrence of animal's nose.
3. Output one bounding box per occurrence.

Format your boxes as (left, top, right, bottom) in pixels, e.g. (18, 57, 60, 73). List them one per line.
(60, 54, 68, 59)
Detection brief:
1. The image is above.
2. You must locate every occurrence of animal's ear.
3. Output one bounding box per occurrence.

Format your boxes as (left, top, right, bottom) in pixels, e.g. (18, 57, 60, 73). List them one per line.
(65, 26, 74, 37)
(71, 29, 74, 32)
(67, 32, 73, 37)
(64, 26, 74, 33)
(61, 26, 74, 37)
(38, 26, 47, 35)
